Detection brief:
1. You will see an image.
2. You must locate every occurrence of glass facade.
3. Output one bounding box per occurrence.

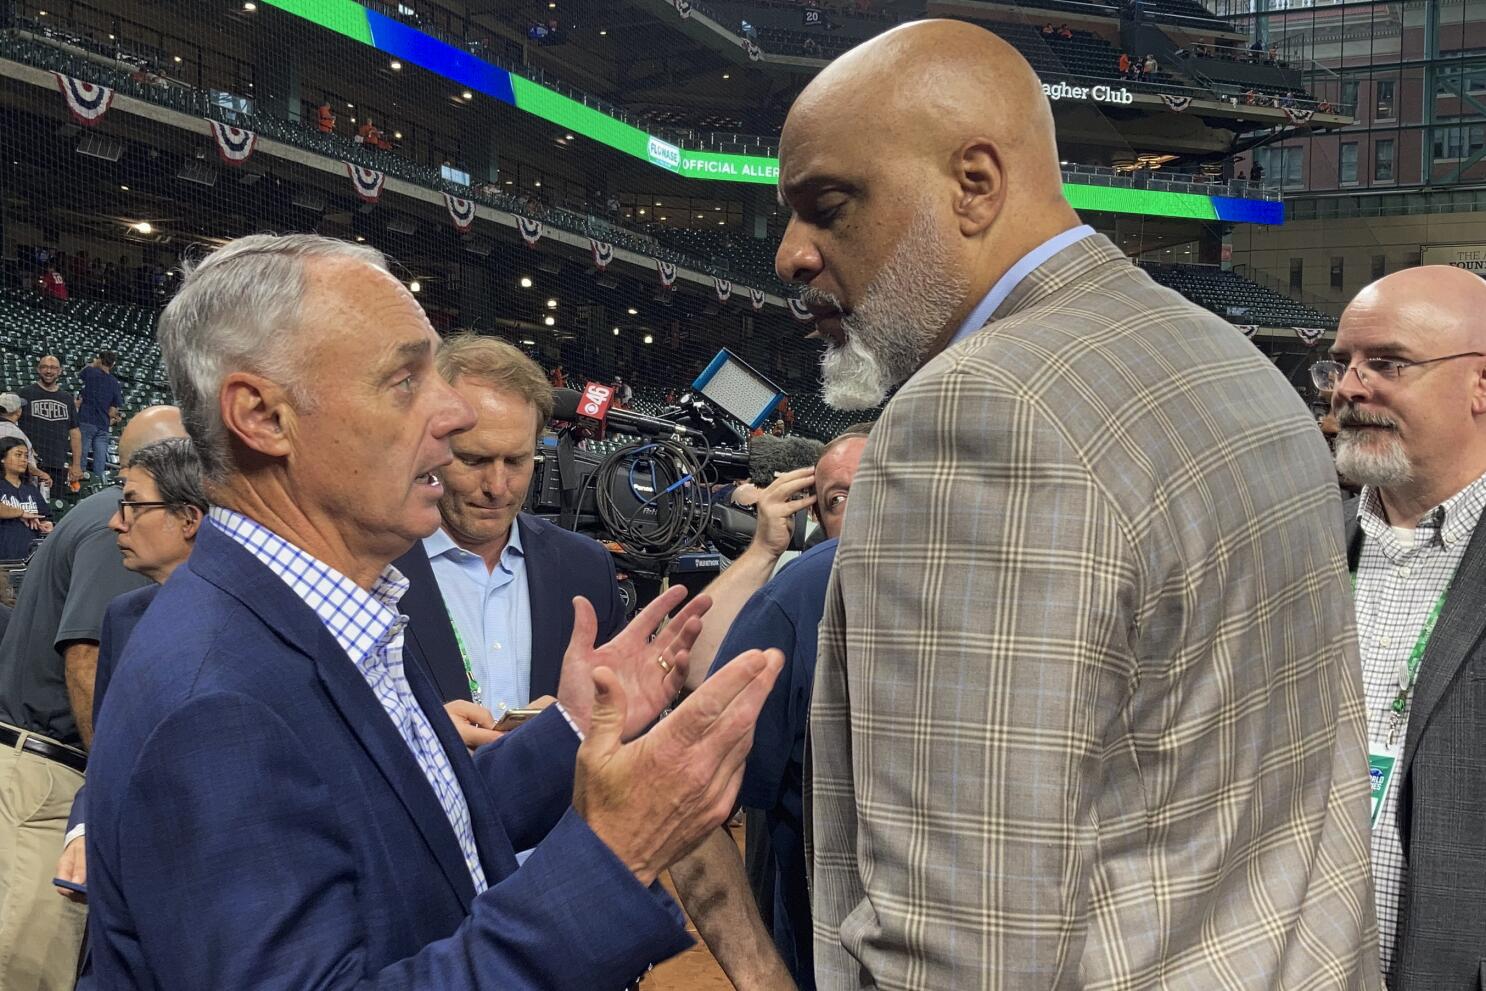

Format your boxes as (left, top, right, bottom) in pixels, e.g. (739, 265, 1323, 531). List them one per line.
(1211, 1, 1486, 197)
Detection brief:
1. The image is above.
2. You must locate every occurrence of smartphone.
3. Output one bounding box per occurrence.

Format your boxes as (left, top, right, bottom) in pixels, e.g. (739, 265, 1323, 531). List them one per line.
(493, 707, 544, 732)
(53, 877, 86, 895)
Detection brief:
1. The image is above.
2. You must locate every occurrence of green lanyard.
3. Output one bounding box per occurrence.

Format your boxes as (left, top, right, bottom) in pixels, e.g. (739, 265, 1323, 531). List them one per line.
(444, 604, 485, 707)
(1353, 570, 1451, 746)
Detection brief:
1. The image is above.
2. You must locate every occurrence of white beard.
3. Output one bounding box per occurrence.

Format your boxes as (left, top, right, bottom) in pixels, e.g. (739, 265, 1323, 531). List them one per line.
(815, 204, 970, 411)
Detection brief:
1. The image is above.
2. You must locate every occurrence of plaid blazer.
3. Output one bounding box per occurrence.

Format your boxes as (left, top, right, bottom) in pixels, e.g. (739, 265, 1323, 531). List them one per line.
(808, 234, 1379, 990)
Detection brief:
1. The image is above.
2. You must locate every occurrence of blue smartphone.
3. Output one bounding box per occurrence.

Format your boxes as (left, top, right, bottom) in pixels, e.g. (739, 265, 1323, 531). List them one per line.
(52, 877, 86, 895)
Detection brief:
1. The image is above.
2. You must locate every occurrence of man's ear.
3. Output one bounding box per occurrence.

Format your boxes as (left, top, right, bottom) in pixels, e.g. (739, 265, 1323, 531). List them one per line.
(219, 372, 299, 462)
(951, 139, 1006, 238)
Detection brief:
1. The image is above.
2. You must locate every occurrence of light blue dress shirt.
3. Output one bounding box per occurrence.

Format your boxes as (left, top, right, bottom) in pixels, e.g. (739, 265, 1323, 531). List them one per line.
(948, 224, 1096, 346)
(423, 524, 533, 713)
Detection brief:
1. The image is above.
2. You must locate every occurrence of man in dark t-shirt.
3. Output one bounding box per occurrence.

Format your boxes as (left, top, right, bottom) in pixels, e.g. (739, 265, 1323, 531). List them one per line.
(78, 350, 124, 481)
(18, 354, 82, 494)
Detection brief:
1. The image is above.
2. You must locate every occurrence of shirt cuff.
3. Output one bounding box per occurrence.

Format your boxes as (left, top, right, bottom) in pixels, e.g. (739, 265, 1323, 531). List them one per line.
(63, 822, 85, 847)
(554, 701, 584, 742)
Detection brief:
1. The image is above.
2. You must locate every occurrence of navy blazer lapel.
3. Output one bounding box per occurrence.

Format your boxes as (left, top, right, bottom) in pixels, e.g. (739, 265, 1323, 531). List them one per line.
(394, 544, 471, 703)
(1401, 514, 1486, 782)
(518, 515, 566, 699)
(191, 525, 477, 906)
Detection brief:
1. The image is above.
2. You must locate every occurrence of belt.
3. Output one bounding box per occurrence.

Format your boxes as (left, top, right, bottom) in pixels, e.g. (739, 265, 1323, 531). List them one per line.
(0, 723, 87, 773)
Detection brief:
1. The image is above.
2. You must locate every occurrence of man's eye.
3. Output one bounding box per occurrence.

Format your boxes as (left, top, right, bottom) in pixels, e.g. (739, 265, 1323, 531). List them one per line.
(394, 374, 416, 392)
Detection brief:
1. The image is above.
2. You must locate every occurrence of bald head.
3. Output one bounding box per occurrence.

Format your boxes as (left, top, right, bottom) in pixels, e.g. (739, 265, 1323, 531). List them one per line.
(118, 406, 187, 463)
(1343, 265, 1486, 353)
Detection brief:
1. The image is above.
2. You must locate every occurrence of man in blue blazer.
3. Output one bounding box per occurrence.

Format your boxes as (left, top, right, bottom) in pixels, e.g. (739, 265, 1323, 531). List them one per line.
(394, 335, 625, 741)
(85, 234, 782, 989)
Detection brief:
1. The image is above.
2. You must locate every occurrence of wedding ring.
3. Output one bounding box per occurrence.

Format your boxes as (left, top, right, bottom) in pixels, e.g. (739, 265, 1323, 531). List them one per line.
(656, 655, 673, 675)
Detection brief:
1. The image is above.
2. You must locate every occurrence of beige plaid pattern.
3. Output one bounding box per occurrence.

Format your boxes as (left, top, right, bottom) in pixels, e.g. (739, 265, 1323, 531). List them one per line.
(808, 234, 1379, 990)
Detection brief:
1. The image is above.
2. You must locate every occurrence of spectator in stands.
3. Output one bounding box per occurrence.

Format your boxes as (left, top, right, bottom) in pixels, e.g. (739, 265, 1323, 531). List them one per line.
(1041, 22, 1055, 36)
(1249, 38, 1264, 60)
(1321, 266, 1486, 990)
(673, 425, 872, 990)
(357, 115, 390, 150)
(1118, 52, 1131, 77)
(613, 374, 633, 407)
(53, 436, 208, 908)
(39, 264, 68, 311)
(1144, 53, 1158, 79)
(1267, 43, 1279, 63)
(0, 437, 50, 559)
(316, 100, 336, 133)
(1244, 88, 1257, 105)
(84, 233, 781, 987)
(1251, 160, 1266, 185)
(0, 392, 44, 488)
(1057, 23, 1073, 40)
(802, 35, 820, 57)
(1281, 90, 1296, 108)
(78, 350, 124, 482)
(19, 354, 83, 496)
(0, 406, 182, 990)
(775, 19, 1374, 988)
(549, 364, 566, 389)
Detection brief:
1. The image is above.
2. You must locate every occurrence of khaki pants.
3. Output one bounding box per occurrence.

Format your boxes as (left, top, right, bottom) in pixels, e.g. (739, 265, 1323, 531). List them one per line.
(0, 730, 86, 991)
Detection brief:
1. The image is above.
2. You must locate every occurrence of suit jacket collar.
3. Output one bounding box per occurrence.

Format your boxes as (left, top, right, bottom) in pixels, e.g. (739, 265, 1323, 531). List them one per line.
(989, 232, 1130, 326)
(188, 523, 489, 907)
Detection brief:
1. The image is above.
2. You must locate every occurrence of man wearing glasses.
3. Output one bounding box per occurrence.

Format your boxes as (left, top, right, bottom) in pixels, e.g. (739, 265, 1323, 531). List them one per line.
(0, 406, 183, 991)
(1316, 264, 1486, 991)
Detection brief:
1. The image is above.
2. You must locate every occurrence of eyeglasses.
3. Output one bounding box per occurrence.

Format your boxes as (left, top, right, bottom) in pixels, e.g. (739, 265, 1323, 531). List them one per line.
(115, 500, 171, 527)
(1310, 351, 1486, 391)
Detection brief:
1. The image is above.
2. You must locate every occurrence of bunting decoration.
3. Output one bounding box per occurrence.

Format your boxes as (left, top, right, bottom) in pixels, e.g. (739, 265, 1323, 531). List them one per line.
(742, 39, 763, 62)
(1233, 324, 1259, 339)
(1294, 326, 1326, 347)
(656, 259, 677, 288)
(517, 214, 543, 246)
(674, 0, 692, 19)
(444, 193, 476, 232)
(52, 73, 114, 126)
(1283, 107, 1315, 126)
(714, 277, 732, 303)
(749, 287, 765, 311)
(208, 120, 258, 166)
(346, 163, 385, 203)
(787, 297, 813, 322)
(1160, 94, 1193, 113)
(589, 238, 614, 272)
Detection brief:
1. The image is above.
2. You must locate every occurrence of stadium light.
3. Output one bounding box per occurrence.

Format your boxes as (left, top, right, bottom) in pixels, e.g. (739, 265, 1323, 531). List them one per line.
(521, 339, 536, 345)
(543, 316, 556, 327)
(173, 55, 183, 63)
(132, 221, 152, 234)
(643, 334, 654, 345)
(393, 131, 402, 139)
(243, 1, 257, 9)
(627, 307, 637, 315)
(599, 29, 607, 36)
(722, 73, 731, 80)
(612, 327, 620, 335)
(119, 185, 129, 191)
(546, 298, 558, 309)
(409, 280, 421, 292)
(461, 90, 473, 100)
(390, 59, 402, 70)
(519, 276, 533, 288)
(354, 235, 365, 242)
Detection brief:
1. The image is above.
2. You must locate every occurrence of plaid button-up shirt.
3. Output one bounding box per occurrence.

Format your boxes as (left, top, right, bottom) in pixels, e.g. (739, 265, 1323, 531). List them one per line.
(209, 508, 489, 895)
(1352, 471, 1486, 974)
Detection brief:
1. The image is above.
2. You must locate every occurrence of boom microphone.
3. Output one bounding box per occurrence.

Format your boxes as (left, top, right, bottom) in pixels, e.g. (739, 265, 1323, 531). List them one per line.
(746, 434, 824, 486)
(552, 387, 705, 440)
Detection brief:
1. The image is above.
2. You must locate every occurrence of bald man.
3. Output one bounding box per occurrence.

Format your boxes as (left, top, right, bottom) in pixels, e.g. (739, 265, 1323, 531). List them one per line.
(0, 406, 184, 989)
(1322, 266, 1486, 991)
(780, 21, 1377, 989)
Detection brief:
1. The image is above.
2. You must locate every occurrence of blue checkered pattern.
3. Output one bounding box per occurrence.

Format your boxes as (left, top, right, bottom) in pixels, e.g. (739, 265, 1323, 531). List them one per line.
(208, 507, 489, 895)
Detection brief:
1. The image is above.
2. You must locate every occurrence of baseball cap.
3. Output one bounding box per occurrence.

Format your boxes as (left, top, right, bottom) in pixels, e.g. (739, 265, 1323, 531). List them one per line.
(0, 393, 23, 414)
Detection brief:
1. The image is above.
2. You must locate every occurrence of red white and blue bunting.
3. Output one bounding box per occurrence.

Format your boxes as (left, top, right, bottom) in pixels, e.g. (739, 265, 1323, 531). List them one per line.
(1160, 94, 1193, 113)
(346, 163, 385, 203)
(656, 259, 677, 288)
(1233, 324, 1259, 339)
(787, 297, 813, 322)
(749, 287, 765, 311)
(714, 277, 732, 303)
(1294, 326, 1326, 347)
(444, 193, 476, 233)
(517, 215, 543, 246)
(1283, 107, 1315, 126)
(208, 120, 257, 166)
(52, 73, 114, 126)
(589, 238, 614, 272)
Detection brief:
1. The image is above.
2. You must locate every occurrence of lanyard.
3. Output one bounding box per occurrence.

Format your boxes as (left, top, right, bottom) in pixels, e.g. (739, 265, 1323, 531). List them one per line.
(1353, 568, 1451, 747)
(443, 603, 485, 707)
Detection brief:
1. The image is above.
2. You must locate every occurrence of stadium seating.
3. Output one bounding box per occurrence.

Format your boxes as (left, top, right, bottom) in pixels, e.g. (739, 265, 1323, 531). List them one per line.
(1140, 263, 1338, 329)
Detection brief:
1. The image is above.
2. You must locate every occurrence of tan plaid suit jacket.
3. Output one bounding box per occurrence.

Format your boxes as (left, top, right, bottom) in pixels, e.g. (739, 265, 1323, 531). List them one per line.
(808, 234, 1378, 990)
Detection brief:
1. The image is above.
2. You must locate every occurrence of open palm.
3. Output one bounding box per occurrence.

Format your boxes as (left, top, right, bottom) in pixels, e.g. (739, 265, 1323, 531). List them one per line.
(557, 584, 712, 740)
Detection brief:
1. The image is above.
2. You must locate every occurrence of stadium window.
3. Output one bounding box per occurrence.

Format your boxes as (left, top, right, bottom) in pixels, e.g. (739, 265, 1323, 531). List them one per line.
(1283, 148, 1303, 188)
(1331, 257, 1344, 291)
(1342, 79, 1359, 113)
(1374, 139, 1395, 181)
(1372, 255, 1387, 281)
(1339, 142, 1358, 184)
(1375, 80, 1396, 120)
(1290, 258, 1303, 294)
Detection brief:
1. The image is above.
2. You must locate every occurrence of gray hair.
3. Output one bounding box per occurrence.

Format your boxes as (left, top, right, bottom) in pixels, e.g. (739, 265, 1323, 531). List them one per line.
(126, 437, 209, 517)
(157, 234, 388, 484)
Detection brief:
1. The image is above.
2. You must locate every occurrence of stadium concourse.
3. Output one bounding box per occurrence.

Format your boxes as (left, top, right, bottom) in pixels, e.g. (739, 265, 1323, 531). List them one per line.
(7, 0, 1480, 986)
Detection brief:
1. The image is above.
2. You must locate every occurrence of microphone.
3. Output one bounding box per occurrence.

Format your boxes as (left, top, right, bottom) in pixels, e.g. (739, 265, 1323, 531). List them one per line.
(552, 387, 706, 440)
(745, 434, 824, 486)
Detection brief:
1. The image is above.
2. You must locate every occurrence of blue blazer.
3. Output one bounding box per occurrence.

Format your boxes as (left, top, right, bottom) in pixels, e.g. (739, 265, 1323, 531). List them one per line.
(85, 522, 689, 988)
(394, 514, 626, 705)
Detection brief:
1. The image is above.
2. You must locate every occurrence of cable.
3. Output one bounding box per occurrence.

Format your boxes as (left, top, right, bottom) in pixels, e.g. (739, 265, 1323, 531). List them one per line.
(586, 433, 715, 573)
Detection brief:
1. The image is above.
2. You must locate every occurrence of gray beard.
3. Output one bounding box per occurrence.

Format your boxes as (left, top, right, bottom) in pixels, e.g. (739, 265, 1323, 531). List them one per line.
(817, 206, 970, 411)
(1334, 428, 1413, 489)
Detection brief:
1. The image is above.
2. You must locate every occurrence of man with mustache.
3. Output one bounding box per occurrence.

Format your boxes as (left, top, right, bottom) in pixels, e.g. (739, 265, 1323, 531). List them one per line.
(780, 19, 1377, 989)
(1320, 265, 1486, 991)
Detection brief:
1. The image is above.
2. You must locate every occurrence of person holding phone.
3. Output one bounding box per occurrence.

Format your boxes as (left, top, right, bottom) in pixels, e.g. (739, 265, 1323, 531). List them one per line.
(0, 436, 51, 559)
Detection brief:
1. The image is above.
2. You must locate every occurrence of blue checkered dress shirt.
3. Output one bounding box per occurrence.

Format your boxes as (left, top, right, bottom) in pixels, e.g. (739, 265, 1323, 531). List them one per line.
(208, 507, 489, 895)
